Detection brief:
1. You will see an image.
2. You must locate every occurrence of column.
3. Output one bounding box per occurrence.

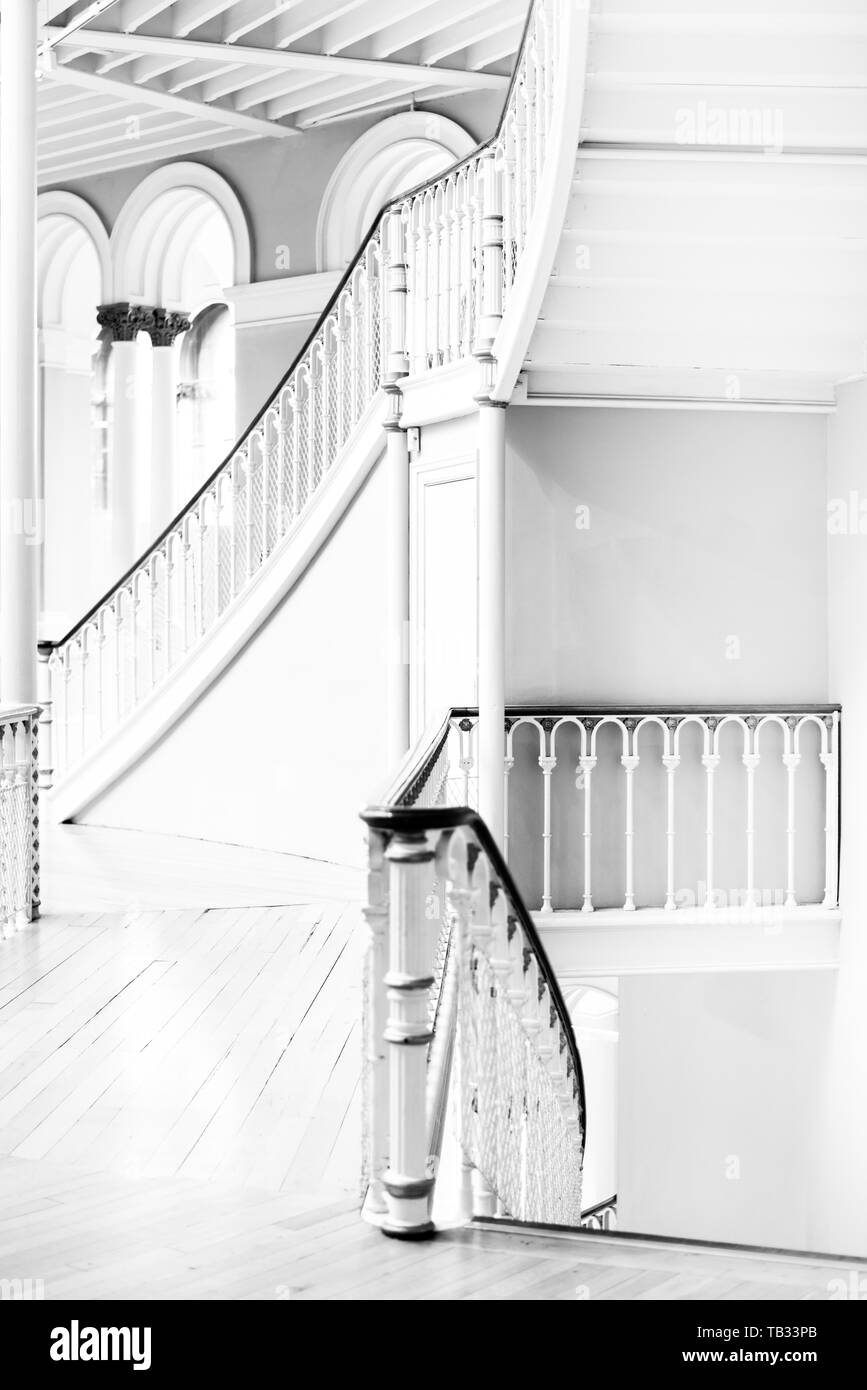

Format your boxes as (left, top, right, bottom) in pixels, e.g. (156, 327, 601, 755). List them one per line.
(0, 0, 38, 703)
(97, 303, 154, 578)
(384, 206, 410, 767)
(477, 397, 507, 847)
(146, 310, 190, 536)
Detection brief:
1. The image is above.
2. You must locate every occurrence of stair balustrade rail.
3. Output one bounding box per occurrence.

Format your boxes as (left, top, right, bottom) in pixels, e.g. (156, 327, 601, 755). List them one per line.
(37, 0, 567, 786)
(361, 710, 586, 1239)
(0, 706, 40, 938)
(447, 705, 841, 916)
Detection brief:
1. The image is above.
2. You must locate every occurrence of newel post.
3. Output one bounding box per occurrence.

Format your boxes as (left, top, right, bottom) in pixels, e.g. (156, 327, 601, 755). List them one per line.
(476, 149, 505, 357)
(384, 206, 411, 767)
(382, 826, 437, 1238)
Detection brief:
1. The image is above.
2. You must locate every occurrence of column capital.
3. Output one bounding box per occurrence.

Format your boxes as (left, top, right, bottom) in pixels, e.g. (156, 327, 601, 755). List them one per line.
(96, 302, 156, 343)
(148, 308, 192, 348)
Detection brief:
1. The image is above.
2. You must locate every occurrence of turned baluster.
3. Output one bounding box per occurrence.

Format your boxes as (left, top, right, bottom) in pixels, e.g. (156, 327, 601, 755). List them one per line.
(743, 718, 759, 909)
(621, 723, 639, 912)
(702, 719, 720, 908)
(36, 643, 54, 791)
(783, 717, 800, 909)
(663, 724, 680, 911)
(539, 733, 557, 915)
(579, 746, 596, 913)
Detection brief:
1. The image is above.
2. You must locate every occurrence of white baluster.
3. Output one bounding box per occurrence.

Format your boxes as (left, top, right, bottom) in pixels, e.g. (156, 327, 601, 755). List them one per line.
(579, 752, 596, 913)
(702, 721, 719, 908)
(503, 753, 514, 863)
(539, 737, 556, 915)
(663, 744, 679, 911)
(743, 718, 759, 909)
(783, 722, 800, 909)
(36, 644, 54, 791)
(622, 730, 639, 911)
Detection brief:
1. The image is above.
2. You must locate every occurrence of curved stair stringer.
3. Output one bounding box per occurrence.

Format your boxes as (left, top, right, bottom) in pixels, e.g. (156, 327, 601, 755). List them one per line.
(48, 392, 387, 825)
(491, 0, 591, 403)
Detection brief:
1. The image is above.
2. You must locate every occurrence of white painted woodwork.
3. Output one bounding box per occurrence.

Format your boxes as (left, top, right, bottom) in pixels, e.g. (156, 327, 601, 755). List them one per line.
(501, 710, 839, 916)
(540, 906, 842, 982)
(34, 0, 520, 178)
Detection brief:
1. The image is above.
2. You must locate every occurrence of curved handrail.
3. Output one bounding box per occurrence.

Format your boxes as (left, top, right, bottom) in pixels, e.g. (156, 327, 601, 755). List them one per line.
(362, 802, 587, 1148)
(43, 0, 554, 654)
(360, 695, 586, 1232)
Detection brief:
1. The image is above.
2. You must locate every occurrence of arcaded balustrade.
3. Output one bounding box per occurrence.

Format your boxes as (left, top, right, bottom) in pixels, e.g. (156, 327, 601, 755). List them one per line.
(0, 706, 40, 938)
(38, 0, 567, 786)
(446, 706, 840, 916)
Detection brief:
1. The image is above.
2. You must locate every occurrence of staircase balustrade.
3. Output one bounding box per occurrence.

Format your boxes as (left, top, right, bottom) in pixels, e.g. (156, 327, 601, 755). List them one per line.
(447, 705, 841, 916)
(37, 0, 566, 787)
(0, 706, 40, 937)
(361, 710, 586, 1238)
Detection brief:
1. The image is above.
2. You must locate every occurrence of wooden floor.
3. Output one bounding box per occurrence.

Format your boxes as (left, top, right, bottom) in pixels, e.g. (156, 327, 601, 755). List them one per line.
(0, 823, 862, 1300)
(1, 1157, 863, 1300)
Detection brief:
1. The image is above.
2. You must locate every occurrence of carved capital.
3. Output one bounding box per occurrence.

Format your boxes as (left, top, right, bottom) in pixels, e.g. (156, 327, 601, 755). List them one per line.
(147, 308, 191, 347)
(96, 302, 156, 343)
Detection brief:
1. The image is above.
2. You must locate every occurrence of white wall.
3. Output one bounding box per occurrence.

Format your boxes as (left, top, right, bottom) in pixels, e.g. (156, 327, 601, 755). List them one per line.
(506, 406, 828, 704)
(81, 457, 390, 867)
(504, 405, 830, 912)
(41, 362, 106, 636)
(409, 416, 479, 738)
(618, 970, 836, 1251)
(234, 320, 318, 435)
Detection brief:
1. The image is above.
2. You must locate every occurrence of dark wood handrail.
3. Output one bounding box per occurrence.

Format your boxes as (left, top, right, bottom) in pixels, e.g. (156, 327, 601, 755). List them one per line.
(361, 800, 587, 1159)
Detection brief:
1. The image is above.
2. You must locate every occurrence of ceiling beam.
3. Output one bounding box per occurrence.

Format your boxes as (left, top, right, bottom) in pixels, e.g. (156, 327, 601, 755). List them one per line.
(44, 63, 299, 138)
(43, 26, 511, 90)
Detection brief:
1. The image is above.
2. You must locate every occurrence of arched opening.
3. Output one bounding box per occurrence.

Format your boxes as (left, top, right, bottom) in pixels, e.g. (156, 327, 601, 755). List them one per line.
(316, 113, 476, 271)
(37, 194, 111, 634)
(177, 304, 236, 499)
(568, 982, 620, 1217)
(111, 165, 251, 525)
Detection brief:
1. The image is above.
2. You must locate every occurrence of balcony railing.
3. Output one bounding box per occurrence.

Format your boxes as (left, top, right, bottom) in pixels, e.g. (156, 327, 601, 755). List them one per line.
(361, 710, 586, 1238)
(0, 705, 40, 938)
(445, 705, 840, 916)
(37, 0, 568, 787)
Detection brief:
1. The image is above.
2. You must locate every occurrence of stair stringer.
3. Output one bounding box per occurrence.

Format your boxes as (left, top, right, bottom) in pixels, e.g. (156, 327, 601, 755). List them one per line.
(48, 392, 387, 825)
